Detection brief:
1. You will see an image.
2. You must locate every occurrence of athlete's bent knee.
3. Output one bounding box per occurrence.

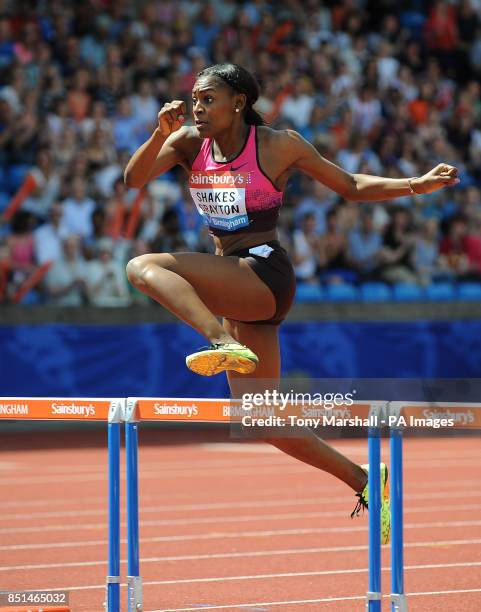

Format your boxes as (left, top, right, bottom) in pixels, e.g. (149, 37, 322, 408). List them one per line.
(126, 256, 152, 288)
(126, 254, 174, 289)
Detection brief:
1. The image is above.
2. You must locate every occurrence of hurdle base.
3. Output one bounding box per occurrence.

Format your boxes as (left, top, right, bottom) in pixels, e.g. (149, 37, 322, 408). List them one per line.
(391, 592, 408, 611)
(104, 575, 120, 612)
(127, 576, 143, 612)
(366, 591, 381, 610)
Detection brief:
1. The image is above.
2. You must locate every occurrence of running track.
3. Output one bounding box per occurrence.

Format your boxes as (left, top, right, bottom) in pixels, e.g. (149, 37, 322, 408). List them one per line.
(0, 430, 480, 611)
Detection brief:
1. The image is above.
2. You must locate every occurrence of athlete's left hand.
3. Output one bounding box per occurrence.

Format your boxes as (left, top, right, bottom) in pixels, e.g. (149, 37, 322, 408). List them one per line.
(412, 163, 460, 194)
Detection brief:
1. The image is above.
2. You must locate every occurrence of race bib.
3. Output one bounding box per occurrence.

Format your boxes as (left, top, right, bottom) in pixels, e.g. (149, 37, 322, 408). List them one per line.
(189, 171, 250, 231)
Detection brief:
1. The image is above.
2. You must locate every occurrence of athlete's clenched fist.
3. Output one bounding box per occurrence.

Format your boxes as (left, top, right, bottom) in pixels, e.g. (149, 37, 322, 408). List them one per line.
(157, 101, 186, 137)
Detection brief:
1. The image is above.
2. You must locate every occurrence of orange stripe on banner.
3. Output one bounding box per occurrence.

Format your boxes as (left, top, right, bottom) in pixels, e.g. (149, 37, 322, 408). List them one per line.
(12, 261, 53, 304)
(124, 189, 145, 239)
(0, 398, 113, 421)
(0, 607, 70, 612)
(136, 398, 233, 422)
(2, 173, 38, 221)
(133, 398, 372, 423)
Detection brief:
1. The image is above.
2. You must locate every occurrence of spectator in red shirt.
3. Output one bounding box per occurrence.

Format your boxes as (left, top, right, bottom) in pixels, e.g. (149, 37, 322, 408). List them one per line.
(424, 0, 458, 72)
(440, 215, 481, 280)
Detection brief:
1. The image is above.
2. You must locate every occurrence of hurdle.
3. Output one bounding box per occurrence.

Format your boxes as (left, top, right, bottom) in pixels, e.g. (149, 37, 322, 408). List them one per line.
(367, 403, 383, 612)
(123, 397, 232, 611)
(366, 401, 407, 612)
(0, 397, 124, 612)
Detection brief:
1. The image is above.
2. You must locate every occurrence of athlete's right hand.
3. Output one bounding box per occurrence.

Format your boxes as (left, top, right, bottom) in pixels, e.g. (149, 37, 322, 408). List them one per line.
(157, 101, 187, 137)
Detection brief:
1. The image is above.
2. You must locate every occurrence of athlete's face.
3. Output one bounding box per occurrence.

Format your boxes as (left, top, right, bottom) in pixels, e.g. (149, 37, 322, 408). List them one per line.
(192, 76, 244, 136)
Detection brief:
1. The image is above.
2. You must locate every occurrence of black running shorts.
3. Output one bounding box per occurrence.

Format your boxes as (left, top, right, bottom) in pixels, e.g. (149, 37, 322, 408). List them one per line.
(230, 240, 296, 325)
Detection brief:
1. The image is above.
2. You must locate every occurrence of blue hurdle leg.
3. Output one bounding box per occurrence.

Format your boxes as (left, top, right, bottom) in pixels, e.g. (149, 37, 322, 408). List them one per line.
(367, 430, 381, 611)
(126, 419, 142, 611)
(107, 419, 120, 612)
(390, 428, 407, 611)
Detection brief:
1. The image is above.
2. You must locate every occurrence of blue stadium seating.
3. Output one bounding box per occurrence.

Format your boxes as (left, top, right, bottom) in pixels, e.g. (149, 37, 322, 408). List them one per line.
(0, 191, 9, 213)
(7, 164, 30, 194)
(393, 283, 424, 302)
(295, 280, 481, 304)
(425, 282, 456, 301)
(360, 282, 391, 302)
(295, 283, 324, 303)
(325, 283, 359, 302)
(19, 290, 43, 305)
(457, 283, 481, 301)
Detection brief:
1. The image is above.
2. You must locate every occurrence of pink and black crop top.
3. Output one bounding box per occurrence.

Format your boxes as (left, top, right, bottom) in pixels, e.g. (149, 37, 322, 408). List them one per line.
(189, 125, 283, 236)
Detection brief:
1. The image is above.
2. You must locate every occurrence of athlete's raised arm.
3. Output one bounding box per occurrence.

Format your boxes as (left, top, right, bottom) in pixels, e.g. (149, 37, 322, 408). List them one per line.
(282, 130, 459, 201)
(124, 100, 191, 189)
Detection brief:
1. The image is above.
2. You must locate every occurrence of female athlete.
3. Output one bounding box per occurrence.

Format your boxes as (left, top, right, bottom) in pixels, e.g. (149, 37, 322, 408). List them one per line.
(124, 63, 459, 543)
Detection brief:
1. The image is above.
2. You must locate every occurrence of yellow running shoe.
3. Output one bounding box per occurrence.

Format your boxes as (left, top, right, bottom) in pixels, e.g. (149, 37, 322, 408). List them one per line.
(186, 342, 259, 376)
(351, 462, 390, 545)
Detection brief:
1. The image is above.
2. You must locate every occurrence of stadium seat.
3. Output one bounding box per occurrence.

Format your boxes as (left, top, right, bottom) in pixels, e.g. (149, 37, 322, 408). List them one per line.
(325, 283, 359, 302)
(393, 283, 424, 302)
(457, 282, 481, 301)
(360, 282, 391, 302)
(19, 290, 43, 305)
(400, 11, 426, 41)
(0, 191, 9, 213)
(425, 282, 455, 301)
(7, 164, 30, 194)
(0, 166, 5, 190)
(295, 283, 324, 303)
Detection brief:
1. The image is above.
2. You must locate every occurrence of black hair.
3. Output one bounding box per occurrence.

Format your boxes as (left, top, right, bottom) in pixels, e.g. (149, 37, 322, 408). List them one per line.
(197, 63, 265, 126)
(11, 211, 34, 235)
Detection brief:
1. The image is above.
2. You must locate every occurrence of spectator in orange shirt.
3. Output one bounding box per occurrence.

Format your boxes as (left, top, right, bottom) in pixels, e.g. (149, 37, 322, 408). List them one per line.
(409, 82, 435, 126)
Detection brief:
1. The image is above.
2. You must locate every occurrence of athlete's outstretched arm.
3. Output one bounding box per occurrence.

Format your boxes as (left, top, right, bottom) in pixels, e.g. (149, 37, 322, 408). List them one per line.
(124, 100, 188, 189)
(285, 130, 459, 201)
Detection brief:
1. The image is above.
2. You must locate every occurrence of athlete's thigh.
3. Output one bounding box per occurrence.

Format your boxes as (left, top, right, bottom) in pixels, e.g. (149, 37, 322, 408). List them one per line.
(223, 318, 280, 396)
(140, 251, 276, 321)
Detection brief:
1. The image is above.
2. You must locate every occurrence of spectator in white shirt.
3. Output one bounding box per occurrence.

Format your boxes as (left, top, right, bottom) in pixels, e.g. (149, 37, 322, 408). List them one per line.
(112, 97, 143, 154)
(85, 237, 130, 307)
(33, 202, 68, 265)
(22, 148, 61, 222)
(129, 78, 160, 128)
(376, 41, 399, 90)
(349, 85, 382, 135)
(61, 177, 96, 239)
(280, 77, 315, 130)
(45, 235, 88, 306)
(292, 212, 320, 283)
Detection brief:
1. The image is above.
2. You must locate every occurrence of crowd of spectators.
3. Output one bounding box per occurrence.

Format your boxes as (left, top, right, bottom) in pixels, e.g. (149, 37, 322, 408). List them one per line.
(1, 0, 481, 305)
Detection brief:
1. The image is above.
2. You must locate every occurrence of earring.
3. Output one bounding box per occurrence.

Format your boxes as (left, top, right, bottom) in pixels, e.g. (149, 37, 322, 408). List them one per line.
(235, 108, 240, 113)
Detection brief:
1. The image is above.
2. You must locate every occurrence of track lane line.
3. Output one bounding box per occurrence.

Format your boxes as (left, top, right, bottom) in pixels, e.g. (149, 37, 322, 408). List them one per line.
(2, 536, 481, 572)
(3, 486, 481, 521)
(13, 560, 481, 592)
(2, 518, 481, 551)
(147, 588, 481, 611)
(1, 501, 480, 536)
